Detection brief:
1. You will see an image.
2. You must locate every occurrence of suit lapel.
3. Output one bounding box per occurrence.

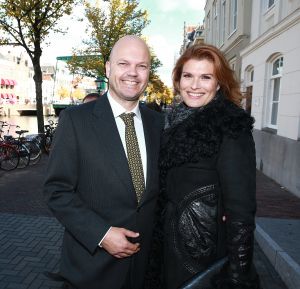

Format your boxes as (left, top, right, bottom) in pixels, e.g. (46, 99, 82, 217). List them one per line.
(91, 94, 135, 193)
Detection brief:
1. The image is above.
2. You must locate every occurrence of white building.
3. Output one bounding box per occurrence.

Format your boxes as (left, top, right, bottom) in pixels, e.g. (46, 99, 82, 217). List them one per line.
(240, 0, 300, 197)
(0, 46, 98, 110)
(0, 47, 34, 105)
(203, 0, 300, 197)
(204, 0, 252, 81)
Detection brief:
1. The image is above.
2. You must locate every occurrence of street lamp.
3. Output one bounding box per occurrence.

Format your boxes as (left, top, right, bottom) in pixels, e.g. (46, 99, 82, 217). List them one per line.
(95, 76, 106, 95)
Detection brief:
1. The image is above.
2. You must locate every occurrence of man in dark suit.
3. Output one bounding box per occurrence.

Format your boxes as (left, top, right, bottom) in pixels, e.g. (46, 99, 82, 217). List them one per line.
(44, 35, 163, 289)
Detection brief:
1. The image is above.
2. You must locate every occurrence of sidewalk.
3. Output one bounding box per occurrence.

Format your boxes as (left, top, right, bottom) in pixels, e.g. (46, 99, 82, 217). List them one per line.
(0, 156, 298, 289)
(255, 171, 300, 289)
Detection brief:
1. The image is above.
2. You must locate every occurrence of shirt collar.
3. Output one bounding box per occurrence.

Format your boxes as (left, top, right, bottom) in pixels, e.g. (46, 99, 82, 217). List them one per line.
(107, 92, 142, 120)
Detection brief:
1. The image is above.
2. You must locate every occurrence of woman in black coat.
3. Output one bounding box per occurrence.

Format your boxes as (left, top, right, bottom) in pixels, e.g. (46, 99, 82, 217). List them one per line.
(146, 44, 260, 289)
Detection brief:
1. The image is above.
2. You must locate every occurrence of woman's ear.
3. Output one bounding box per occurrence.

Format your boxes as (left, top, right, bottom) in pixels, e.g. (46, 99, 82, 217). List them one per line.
(217, 84, 220, 91)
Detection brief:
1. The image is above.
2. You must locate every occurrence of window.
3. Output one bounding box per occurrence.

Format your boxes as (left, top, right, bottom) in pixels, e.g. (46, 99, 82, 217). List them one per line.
(244, 66, 254, 114)
(206, 12, 211, 30)
(230, 0, 237, 33)
(250, 70, 254, 82)
(268, 56, 283, 128)
(206, 12, 211, 43)
(213, 0, 218, 17)
(268, 0, 275, 8)
(229, 57, 236, 72)
(213, 1, 218, 46)
(264, 0, 275, 11)
(220, 0, 226, 45)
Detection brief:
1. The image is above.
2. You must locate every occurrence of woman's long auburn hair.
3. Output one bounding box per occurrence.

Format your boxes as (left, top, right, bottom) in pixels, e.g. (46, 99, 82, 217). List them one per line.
(172, 44, 242, 106)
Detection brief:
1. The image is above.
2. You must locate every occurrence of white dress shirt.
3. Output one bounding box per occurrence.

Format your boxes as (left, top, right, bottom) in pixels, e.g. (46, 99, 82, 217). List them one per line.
(99, 93, 147, 247)
(107, 93, 147, 184)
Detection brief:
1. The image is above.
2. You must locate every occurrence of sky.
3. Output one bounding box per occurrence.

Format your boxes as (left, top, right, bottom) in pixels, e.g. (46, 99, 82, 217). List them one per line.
(42, 0, 206, 87)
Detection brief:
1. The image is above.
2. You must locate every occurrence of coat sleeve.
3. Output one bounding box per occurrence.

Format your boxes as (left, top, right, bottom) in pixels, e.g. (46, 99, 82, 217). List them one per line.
(215, 131, 260, 286)
(43, 110, 110, 254)
(217, 131, 256, 224)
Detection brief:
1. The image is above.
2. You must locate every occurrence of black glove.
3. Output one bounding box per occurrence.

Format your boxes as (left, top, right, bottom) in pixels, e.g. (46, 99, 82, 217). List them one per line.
(209, 262, 260, 289)
(209, 221, 260, 289)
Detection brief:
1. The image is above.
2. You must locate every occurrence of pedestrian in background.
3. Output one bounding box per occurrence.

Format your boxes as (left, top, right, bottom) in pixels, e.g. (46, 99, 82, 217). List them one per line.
(82, 92, 101, 103)
(146, 44, 260, 289)
(44, 35, 164, 289)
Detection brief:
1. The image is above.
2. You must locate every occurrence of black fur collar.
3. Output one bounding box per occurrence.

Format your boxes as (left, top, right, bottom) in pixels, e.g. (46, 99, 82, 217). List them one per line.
(160, 94, 254, 173)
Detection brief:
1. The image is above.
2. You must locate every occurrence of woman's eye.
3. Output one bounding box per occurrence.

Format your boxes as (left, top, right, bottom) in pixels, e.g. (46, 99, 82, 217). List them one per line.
(201, 75, 212, 80)
(182, 73, 192, 78)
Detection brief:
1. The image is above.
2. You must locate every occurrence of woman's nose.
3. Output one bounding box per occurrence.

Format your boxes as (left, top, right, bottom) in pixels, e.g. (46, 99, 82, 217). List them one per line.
(191, 78, 201, 89)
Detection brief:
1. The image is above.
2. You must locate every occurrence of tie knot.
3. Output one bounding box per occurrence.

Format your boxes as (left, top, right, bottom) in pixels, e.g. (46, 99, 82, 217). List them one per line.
(120, 112, 135, 126)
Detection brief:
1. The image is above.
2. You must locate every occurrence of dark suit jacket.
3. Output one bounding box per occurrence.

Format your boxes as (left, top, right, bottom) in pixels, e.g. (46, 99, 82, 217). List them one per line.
(44, 94, 164, 289)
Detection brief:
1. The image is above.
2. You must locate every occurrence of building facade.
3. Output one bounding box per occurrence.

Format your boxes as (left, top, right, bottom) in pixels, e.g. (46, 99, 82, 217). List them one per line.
(204, 0, 252, 80)
(0, 47, 34, 105)
(203, 0, 300, 196)
(240, 0, 300, 196)
(0, 47, 99, 113)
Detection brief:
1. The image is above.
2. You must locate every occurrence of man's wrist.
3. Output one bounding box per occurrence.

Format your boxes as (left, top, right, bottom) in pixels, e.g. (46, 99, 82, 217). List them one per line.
(98, 227, 112, 247)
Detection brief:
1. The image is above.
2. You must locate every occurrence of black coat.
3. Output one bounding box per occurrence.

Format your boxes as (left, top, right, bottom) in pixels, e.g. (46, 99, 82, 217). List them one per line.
(148, 95, 258, 289)
(44, 94, 164, 289)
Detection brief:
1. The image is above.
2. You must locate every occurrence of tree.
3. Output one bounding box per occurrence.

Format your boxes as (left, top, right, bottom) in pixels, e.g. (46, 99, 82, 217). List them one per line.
(0, 0, 77, 134)
(67, 0, 162, 90)
(146, 74, 173, 104)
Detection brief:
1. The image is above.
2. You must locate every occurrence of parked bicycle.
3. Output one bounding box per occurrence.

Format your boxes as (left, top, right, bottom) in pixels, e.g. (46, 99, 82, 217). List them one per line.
(44, 119, 57, 154)
(0, 121, 19, 170)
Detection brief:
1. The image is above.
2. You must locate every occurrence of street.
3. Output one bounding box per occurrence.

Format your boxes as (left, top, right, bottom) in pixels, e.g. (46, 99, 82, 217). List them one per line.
(0, 156, 289, 289)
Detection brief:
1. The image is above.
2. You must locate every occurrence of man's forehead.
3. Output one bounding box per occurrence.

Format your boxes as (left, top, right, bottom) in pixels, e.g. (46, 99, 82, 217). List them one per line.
(110, 37, 150, 61)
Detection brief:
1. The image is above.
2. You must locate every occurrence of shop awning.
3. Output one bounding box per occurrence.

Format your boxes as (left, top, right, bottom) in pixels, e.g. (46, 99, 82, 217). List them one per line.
(1, 78, 17, 86)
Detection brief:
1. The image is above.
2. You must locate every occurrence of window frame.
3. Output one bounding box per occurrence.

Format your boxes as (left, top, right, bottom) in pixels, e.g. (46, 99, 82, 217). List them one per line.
(267, 56, 283, 129)
(220, 0, 226, 45)
(229, 0, 237, 35)
(213, 0, 219, 46)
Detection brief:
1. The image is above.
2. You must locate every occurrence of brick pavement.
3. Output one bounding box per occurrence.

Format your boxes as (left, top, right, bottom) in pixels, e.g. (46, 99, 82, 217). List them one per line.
(0, 213, 63, 289)
(256, 170, 300, 219)
(0, 156, 293, 289)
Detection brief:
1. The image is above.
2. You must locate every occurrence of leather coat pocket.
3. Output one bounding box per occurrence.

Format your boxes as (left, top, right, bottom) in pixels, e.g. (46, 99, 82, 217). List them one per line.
(173, 184, 218, 273)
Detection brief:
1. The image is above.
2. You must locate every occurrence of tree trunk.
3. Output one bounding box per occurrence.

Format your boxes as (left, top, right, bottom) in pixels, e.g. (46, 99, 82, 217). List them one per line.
(32, 57, 45, 135)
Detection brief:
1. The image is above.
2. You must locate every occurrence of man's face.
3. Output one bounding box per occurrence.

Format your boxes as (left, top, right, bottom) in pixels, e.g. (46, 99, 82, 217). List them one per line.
(106, 38, 150, 107)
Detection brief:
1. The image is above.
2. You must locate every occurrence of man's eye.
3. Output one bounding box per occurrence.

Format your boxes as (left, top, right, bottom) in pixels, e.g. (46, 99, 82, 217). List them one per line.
(138, 64, 148, 69)
(119, 62, 127, 66)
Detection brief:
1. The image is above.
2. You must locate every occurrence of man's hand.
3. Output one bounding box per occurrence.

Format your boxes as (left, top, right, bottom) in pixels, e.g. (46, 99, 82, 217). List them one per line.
(101, 227, 140, 258)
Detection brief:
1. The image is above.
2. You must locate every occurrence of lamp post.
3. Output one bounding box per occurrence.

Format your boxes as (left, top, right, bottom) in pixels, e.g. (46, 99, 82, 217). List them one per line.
(95, 76, 106, 95)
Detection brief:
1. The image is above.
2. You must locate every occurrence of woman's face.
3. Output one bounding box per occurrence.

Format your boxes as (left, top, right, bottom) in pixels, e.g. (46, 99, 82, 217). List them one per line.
(179, 58, 219, 108)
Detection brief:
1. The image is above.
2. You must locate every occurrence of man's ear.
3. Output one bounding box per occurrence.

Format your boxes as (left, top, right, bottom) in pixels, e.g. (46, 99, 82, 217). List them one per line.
(105, 62, 110, 78)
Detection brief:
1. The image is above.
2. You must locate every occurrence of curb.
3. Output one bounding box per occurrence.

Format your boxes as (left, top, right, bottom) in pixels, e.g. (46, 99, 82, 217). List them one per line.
(255, 223, 300, 289)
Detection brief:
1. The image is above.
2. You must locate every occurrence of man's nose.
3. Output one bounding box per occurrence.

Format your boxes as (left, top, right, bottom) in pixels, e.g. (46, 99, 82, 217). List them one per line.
(127, 65, 138, 76)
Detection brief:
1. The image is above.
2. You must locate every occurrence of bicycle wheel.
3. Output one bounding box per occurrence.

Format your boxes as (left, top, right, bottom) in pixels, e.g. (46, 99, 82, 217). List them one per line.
(0, 145, 20, 171)
(44, 135, 52, 154)
(24, 140, 42, 165)
(17, 144, 30, 168)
